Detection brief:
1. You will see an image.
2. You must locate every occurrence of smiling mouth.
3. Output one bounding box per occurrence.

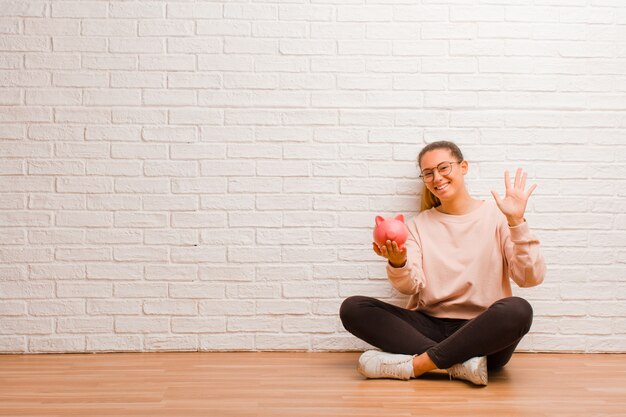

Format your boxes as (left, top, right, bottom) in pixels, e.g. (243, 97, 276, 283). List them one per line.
(434, 183, 449, 191)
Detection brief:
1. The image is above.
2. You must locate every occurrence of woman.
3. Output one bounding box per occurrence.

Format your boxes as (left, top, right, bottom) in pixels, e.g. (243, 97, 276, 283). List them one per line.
(340, 141, 546, 385)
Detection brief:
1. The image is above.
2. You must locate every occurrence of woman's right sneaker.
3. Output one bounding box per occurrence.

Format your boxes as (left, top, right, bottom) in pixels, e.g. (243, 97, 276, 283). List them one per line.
(356, 350, 414, 380)
(447, 356, 488, 386)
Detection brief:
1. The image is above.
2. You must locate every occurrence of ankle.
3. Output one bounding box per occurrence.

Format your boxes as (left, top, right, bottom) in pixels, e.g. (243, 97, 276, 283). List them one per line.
(412, 352, 437, 377)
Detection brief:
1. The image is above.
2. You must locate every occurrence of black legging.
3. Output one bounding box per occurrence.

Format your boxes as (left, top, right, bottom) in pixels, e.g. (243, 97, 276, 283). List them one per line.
(340, 295, 533, 370)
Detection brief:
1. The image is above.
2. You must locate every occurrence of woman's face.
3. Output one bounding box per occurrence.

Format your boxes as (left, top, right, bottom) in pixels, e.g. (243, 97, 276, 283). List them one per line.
(419, 148, 468, 202)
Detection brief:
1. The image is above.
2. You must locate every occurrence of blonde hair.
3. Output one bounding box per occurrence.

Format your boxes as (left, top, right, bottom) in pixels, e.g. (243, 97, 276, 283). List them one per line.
(417, 141, 464, 211)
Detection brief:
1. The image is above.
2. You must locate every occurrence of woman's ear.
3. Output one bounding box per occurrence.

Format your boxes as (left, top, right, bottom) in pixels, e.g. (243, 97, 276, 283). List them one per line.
(460, 160, 469, 175)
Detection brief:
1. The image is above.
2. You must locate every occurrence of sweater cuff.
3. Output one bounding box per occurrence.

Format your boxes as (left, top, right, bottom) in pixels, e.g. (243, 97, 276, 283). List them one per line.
(386, 260, 409, 275)
(508, 220, 535, 241)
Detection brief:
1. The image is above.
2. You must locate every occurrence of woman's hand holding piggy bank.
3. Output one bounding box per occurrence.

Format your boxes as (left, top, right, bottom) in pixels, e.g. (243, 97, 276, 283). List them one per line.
(372, 214, 408, 268)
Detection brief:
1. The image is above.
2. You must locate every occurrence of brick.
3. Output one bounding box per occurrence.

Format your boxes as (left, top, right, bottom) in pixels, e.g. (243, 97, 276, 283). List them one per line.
(0, 265, 26, 280)
(199, 334, 255, 351)
(197, 21, 249, 36)
(200, 300, 255, 316)
(227, 247, 281, 263)
(29, 337, 85, 353)
(172, 212, 227, 228)
(81, 19, 136, 36)
(115, 178, 170, 194)
(142, 126, 197, 142)
(86, 160, 141, 176)
(170, 246, 227, 263)
(112, 108, 167, 124)
(114, 283, 167, 298)
(139, 20, 193, 36)
(0, 124, 23, 139)
(53, 37, 106, 52)
(140, 55, 194, 71)
(51, 2, 106, 17)
(0, 282, 54, 299)
(111, 143, 167, 159)
(86, 263, 143, 280)
(199, 55, 253, 72)
(28, 229, 83, 244)
(58, 317, 113, 333)
(115, 317, 169, 333)
(1, 71, 50, 87)
(53, 135, 109, 155)
(227, 317, 281, 332)
(144, 191, 199, 209)
(25, 53, 79, 69)
(86, 335, 141, 352)
(142, 89, 196, 105)
(172, 178, 227, 194)
(167, 3, 220, 18)
(226, 4, 278, 20)
(168, 38, 221, 54)
(29, 264, 84, 280)
(145, 265, 197, 281)
(0, 18, 20, 35)
(55, 107, 110, 122)
(144, 229, 199, 246)
(170, 283, 225, 298)
(56, 177, 113, 193)
(114, 212, 167, 228)
(172, 318, 225, 333)
(0, 36, 48, 51)
(56, 248, 112, 262)
(256, 300, 310, 315)
(145, 336, 198, 351)
(84, 89, 142, 106)
(283, 282, 337, 298)
(87, 299, 141, 315)
(111, 72, 164, 88)
(199, 266, 254, 282)
(0, 194, 25, 210)
(87, 195, 139, 210)
(109, 38, 164, 54)
(283, 317, 336, 333)
(256, 334, 310, 350)
(0, 318, 52, 334)
(0, 229, 24, 244)
(144, 300, 196, 316)
(110, 2, 165, 18)
(0, 247, 53, 263)
(0, 158, 22, 174)
(200, 229, 254, 246)
(0, 1, 46, 17)
(0, 107, 51, 122)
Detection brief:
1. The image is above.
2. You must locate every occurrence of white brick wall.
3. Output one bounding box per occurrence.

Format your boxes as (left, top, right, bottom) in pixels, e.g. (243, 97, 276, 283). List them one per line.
(1, 0, 625, 354)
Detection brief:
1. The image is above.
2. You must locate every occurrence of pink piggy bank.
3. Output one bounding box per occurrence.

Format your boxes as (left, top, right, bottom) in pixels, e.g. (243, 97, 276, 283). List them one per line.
(373, 214, 409, 249)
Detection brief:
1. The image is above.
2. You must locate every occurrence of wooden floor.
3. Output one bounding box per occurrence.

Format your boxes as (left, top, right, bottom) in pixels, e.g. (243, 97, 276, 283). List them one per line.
(0, 352, 625, 417)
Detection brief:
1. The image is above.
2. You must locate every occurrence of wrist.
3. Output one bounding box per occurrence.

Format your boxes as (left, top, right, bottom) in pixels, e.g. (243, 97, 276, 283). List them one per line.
(388, 259, 406, 268)
(507, 217, 524, 227)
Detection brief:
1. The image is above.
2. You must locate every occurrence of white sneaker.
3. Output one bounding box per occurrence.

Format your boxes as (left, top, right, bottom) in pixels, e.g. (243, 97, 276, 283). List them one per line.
(356, 350, 414, 380)
(447, 356, 488, 386)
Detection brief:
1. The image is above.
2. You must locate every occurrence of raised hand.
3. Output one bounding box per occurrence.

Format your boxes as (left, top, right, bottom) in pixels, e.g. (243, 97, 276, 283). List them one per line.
(491, 167, 537, 227)
(373, 240, 407, 268)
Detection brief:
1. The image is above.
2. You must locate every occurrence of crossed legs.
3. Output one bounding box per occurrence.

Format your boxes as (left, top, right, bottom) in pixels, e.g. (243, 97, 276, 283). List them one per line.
(340, 295, 533, 373)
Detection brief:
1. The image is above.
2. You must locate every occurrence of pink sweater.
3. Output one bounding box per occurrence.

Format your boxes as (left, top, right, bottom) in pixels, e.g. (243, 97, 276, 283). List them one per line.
(386, 200, 546, 319)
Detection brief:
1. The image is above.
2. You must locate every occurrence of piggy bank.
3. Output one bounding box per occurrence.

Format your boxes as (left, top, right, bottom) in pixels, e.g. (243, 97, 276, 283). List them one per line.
(373, 214, 408, 249)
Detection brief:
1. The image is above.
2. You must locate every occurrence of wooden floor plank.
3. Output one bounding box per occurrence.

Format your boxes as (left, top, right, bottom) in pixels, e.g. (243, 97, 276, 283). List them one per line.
(0, 352, 624, 416)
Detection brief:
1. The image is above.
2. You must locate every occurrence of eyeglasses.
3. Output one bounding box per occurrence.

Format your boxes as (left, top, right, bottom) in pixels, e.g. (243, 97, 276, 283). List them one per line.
(419, 161, 461, 183)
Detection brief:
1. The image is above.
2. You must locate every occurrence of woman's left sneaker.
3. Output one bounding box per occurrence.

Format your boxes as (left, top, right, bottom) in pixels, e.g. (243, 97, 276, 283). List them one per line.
(447, 356, 488, 386)
(356, 350, 414, 380)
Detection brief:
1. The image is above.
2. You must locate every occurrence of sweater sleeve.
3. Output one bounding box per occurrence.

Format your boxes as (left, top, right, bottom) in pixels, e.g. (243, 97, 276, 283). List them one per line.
(500, 219, 546, 288)
(385, 226, 426, 296)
